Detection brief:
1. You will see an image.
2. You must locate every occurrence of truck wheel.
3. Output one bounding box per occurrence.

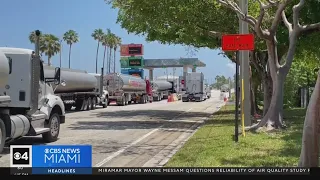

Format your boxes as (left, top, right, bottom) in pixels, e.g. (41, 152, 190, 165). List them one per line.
(42, 113, 60, 143)
(87, 97, 92, 110)
(124, 96, 128, 106)
(0, 119, 6, 153)
(92, 98, 96, 110)
(121, 97, 126, 106)
(75, 100, 82, 111)
(102, 96, 108, 108)
(81, 99, 88, 111)
(139, 96, 144, 104)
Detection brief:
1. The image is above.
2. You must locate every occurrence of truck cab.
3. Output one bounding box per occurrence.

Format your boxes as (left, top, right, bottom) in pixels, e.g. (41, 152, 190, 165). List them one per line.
(0, 44, 65, 153)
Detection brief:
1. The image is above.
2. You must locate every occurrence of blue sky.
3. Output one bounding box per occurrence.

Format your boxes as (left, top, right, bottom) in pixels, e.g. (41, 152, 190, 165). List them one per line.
(0, 0, 234, 84)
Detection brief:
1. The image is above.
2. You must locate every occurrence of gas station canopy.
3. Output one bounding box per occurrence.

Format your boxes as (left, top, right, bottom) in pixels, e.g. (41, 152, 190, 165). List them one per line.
(143, 58, 206, 69)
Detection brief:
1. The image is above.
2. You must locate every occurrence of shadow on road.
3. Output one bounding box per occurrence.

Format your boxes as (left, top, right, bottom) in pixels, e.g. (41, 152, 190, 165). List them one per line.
(68, 109, 210, 131)
(94, 110, 210, 120)
(68, 120, 199, 131)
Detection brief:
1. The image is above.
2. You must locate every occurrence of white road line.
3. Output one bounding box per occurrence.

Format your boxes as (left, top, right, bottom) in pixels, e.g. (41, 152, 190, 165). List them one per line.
(94, 106, 194, 167)
(94, 128, 160, 167)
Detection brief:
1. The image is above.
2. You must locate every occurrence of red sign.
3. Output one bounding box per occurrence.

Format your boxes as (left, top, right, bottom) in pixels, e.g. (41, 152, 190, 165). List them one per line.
(221, 34, 254, 51)
(120, 44, 143, 56)
(120, 45, 129, 56)
(181, 80, 185, 84)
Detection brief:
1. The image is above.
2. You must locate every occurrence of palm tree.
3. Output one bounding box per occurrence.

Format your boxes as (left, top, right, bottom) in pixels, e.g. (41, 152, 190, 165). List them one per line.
(63, 30, 79, 68)
(42, 34, 61, 66)
(113, 36, 122, 73)
(91, 29, 104, 73)
(105, 29, 113, 73)
(108, 33, 116, 73)
(101, 34, 109, 74)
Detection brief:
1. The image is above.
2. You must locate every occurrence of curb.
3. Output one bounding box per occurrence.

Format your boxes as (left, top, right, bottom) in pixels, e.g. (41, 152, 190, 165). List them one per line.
(156, 122, 204, 167)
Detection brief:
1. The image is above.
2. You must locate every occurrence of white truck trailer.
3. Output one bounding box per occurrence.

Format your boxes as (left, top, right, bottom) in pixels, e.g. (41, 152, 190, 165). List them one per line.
(151, 80, 172, 101)
(44, 66, 109, 111)
(182, 72, 207, 102)
(104, 73, 152, 106)
(0, 30, 65, 153)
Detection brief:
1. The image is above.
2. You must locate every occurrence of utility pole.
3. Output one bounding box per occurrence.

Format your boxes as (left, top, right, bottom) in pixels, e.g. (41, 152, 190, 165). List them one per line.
(59, 40, 62, 68)
(239, 0, 251, 127)
(166, 68, 168, 80)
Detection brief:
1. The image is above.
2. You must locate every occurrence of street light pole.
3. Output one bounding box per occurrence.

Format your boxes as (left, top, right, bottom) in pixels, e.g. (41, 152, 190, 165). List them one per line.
(239, 0, 251, 127)
(59, 40, 62, 68)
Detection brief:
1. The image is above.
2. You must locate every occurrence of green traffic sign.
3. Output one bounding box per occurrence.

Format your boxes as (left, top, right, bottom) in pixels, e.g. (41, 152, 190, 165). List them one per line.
(128, 56, 144, 68)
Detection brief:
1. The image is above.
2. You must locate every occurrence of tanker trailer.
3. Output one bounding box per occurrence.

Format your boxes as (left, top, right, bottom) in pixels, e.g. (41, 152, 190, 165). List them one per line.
(104, 73, 151, 106)
(44, 65, 105, 111)
(151, 80, 172, 101)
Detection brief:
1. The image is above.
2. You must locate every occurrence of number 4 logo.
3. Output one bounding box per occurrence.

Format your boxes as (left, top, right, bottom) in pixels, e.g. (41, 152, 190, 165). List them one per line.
(21, 152, 29, 160)
(10, 145, 32, 168)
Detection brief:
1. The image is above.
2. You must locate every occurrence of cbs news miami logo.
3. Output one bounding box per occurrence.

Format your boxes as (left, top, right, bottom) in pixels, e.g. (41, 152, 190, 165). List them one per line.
(10, 145, 92, 170)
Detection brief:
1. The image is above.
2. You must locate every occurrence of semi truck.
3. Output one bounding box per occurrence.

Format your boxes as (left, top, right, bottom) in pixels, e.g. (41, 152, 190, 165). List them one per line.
(156, 76, 182, 100)
(0, 30, 65, 153)
(151, 80, 172, 101)
(104, 73, 152, 106)
(182, 72, 207, 102)
(44, 66, 108, 111)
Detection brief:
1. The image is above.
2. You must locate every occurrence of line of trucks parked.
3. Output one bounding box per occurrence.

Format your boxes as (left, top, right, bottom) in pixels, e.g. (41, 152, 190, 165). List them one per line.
(0, 31, 212, 153)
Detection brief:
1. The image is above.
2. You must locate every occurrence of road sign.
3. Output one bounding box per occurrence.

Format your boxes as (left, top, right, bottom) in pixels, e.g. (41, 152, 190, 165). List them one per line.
(128, 56, 144, 68)
(221, 34, 254, 51)
(120, 44, 144, 56)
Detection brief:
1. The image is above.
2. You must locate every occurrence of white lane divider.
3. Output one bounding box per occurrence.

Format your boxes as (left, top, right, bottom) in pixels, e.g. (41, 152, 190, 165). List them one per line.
(95, 128, 160, 167)
(94, 107, 194, 167)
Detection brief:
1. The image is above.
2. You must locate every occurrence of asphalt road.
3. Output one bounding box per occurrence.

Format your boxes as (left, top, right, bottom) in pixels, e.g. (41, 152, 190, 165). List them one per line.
(0, 90, 224, 167)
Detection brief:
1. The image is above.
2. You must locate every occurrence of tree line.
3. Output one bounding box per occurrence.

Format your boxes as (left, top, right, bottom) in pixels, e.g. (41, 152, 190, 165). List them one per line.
(28, 28, 121, 73)
(212, 75, 233, 90)
(108, 0, 320, 167)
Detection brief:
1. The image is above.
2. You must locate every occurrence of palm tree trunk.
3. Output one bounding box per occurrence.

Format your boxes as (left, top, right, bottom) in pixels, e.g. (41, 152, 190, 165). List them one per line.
(48, 57, 51, 66)
(102, 46, 107, 72)
(95, 41, 100, 73)
(113, 48, 116, 73)
(106, 47, 109, 74)
(68, 44, 72, 69)
(108, 47, 112, 73)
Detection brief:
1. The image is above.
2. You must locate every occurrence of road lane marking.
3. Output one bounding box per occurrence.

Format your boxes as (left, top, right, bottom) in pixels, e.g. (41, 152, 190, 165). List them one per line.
(94, 107, 194, 167)
(95, 128, 160, 167)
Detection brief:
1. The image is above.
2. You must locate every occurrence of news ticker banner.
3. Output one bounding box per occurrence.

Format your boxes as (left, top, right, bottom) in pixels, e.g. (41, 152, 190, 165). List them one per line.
(7, 145, 316, 175)
(7, 167, 319, 175)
